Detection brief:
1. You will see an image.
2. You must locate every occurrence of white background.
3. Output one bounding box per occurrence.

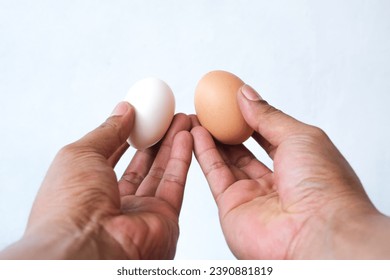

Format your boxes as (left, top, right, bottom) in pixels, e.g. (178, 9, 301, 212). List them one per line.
(0, 0, 390, 259)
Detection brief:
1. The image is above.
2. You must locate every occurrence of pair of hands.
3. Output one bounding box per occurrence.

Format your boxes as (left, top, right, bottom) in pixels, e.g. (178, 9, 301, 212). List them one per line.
(2, 85, 390, 259)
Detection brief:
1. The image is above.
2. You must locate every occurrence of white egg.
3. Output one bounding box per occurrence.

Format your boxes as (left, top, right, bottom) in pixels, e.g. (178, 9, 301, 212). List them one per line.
(124, 77, 175, 150)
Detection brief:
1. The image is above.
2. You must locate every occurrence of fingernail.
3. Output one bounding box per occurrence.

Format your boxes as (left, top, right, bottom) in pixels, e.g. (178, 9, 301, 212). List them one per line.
(241, 84, 262, 101)
(111, 101, 130, 116)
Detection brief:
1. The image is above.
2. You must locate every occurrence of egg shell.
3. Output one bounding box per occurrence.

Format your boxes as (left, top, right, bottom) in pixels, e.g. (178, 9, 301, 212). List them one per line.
(124, 78, 175, 150)
(194, 70, 253, 145)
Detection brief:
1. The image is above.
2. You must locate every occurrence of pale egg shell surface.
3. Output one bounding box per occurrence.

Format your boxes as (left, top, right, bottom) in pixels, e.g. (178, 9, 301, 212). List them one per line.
(194, 70, 253, 145)
(124, 78, 175, 150)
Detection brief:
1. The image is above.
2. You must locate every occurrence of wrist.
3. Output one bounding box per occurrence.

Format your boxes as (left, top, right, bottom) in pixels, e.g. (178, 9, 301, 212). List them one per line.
(0, 221, 129, 259)
(290, 202, 390, 259)
(331, 212, 390, 259)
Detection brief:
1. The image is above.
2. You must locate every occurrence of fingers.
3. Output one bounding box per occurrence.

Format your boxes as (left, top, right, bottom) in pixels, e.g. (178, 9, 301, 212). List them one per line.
(136, 113, 191, 197)
(74, 101, 135, 159)
(191, 125, 236, 200)
(237, 84, 309, 148)
(189, 114, 201, 127)
(251, 131, 276, 158)
(217, 144, 272, 181)
(118, 148, 157, 196)
(107, 141, 130, 167)
(191, 118, 273, 202)
(155, 131, 193, 213)
(118, 113, 191, 197)
(191, 114, 271, 180)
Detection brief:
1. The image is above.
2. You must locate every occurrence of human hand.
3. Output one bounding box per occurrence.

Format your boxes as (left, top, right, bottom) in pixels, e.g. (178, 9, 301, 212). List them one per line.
(191, 85, 390, 259)
(1, 102, 192, 259)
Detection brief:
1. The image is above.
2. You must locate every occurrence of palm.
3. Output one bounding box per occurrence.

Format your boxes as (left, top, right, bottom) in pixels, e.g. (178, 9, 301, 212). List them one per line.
(105, 195, 180, 259)
(77, 158, 182, 260)
(211, 150, 300, 259)
(192, 126, 330, 259)
(193, 122, 367, 259)
(218, 175, 302, 259)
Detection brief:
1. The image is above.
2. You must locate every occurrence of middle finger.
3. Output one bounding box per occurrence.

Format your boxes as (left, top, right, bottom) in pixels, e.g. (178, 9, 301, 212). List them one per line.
(135, 113, 191, 197)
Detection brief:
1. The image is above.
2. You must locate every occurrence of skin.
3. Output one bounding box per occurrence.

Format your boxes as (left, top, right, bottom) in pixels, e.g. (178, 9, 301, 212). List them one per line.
(1, 85, 390, 259)
(191, 84, 390, 259)
(0, 102, 193, 259)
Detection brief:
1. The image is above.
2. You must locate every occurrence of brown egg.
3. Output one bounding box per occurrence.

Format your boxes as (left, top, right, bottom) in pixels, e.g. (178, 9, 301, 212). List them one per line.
(194, 70, 254, 145)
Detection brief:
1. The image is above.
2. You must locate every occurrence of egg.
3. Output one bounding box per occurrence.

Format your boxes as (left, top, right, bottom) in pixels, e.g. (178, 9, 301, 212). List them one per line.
(194, 70, 253, 145)
(124, 77, 175, 150)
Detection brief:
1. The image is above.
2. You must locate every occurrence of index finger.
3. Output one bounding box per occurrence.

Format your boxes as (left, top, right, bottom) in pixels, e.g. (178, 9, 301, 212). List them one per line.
(191, 125, 236, 201)
(155, 131, 193, 213)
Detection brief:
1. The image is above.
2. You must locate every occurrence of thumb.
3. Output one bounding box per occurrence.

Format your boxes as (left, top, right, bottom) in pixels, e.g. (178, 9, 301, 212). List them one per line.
(237, 84, 308, 147)
(75, 101, 135, 158)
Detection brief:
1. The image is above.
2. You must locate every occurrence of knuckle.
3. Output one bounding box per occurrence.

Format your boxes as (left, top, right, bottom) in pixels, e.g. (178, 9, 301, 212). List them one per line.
(260, 101, 282, 116)
(305, 125, 329, 140)
(256, 101, 285, 124)
(100, 119, 124, 146)
(121, 171, 144, 186)
(161, 173, 185, 187)
(148, 167, 165, 180)
(57, 143, 79, 158)
(99, 119, 120, 133)
(234, 154, 255, 169)
(205, 160, 227, 176)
